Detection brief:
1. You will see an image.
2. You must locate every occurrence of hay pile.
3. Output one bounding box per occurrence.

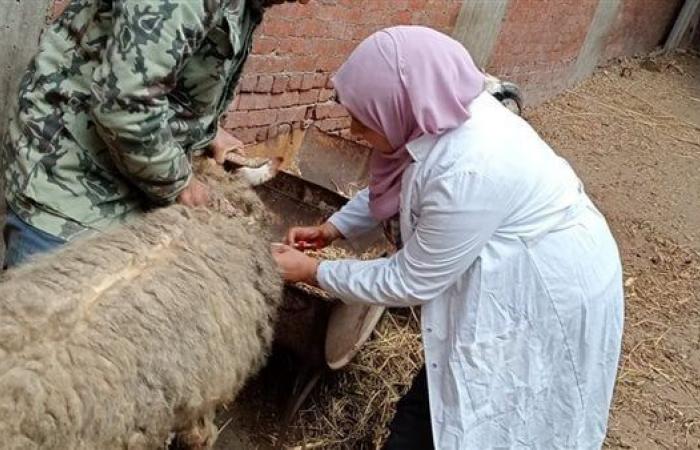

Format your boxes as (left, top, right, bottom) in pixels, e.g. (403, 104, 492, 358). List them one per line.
(287, 309, 423, 449)
(279, 244, 422, 448)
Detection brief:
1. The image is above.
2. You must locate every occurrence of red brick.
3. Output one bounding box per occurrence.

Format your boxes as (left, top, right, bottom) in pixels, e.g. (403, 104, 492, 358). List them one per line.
(312, 73, 328, 89)
(317, 55, 345, 72)
(248, 110, 277, 127)
(299, 89, 321, 104)
(319, 89, 335, 102)
(239, 75, 258, 93)
(272, 75, 290, 93)
(237, 94, 256, 110)
(315, 102, 348, 120)
(224, 110, 276, 128)
(246, 54, 289, 73)
(223, 111, 247, 128)
(253, 36, 279, 54)
(233, 126, 267, 145)
(262, 18, 295, 36)
(288, 73, 304, 90)
(316, 117, 352, 132)
(255, 74, 275, 93)
(269, 91, 300, 108)
(278, 37, 306, 55)
(277, 106, 308, 123)
(229, 94, 241, 111)
(300, 73, 316, 91)
(237, 93, 271, 111)
(287, 55, 318, 72)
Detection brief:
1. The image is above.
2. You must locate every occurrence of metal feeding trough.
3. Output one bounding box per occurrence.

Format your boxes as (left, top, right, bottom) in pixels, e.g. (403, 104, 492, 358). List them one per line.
(252, 151, 387, 424)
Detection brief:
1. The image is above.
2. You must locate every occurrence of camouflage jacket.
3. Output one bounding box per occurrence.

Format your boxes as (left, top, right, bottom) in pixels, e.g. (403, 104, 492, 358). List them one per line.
(1, 0, 261, 240)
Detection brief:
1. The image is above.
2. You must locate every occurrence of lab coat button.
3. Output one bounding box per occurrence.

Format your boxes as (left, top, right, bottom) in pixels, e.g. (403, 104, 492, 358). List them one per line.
(426, 327, 433, 333)
(431, 363, 438, 369)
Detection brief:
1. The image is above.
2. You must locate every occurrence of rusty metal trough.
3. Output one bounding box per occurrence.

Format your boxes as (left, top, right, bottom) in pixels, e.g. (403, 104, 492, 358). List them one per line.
(250, 129, 386, 423)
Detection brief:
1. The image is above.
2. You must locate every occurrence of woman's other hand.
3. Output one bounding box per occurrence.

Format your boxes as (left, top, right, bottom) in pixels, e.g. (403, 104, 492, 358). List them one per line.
(285, 222, 342, 250)
(271, 244, 320, 284)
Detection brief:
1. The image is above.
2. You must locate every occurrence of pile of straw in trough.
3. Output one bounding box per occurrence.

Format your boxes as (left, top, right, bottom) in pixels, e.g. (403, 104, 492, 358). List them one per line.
(287, 308, 423, 449)
(285, 246, 425, 449)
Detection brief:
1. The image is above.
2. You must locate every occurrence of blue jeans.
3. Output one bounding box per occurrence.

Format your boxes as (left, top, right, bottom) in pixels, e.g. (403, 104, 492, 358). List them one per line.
(2, 209, 66, 269)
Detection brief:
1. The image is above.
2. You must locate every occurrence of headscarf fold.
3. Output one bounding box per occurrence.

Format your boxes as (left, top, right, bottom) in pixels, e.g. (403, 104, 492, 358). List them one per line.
(332, 26, 485, 220)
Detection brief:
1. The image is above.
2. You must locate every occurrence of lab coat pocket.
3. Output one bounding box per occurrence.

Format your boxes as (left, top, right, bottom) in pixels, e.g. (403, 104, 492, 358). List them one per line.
(451, 322, 548, 420)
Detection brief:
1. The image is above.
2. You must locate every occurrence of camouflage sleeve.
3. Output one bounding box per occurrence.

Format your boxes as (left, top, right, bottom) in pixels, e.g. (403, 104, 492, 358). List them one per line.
(90, 0, 219, 203)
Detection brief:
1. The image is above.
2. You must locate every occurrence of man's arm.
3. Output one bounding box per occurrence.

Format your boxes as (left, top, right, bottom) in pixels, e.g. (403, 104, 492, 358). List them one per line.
(91, 0, 219, 203)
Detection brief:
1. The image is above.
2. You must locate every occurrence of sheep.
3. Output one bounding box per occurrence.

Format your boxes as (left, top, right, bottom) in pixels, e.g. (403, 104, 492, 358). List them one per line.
(0, 163, 283, 450)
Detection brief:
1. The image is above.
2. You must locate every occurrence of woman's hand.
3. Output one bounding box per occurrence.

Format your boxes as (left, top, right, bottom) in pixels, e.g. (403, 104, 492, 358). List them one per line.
(272, 244, 320, 284)
(285, 222, 342, 250)
(177, 178, 209, 207)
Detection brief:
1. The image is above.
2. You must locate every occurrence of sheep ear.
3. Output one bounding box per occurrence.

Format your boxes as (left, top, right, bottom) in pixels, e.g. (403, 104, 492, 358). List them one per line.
(237, 157, 283, 186)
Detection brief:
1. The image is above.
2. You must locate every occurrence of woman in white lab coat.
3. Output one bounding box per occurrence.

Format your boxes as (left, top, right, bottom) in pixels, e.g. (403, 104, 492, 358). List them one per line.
(273, 26, 624, 450)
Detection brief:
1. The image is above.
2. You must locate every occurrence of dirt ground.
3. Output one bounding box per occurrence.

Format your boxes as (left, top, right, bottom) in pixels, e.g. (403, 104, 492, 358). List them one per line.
(214, 51, 700, 450)
(529, 52, 700, 450)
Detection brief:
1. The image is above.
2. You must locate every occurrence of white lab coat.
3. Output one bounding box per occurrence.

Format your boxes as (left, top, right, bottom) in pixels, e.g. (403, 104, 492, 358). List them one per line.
(317, 92, 624, 449)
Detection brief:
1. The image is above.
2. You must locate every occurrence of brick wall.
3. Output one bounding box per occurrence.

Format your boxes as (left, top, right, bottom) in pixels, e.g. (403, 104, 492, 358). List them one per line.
(226, 0, 463, 144)
(603, 0, 684, 61)
(486, 0, 600, 105)
(46, 0, 683, 146)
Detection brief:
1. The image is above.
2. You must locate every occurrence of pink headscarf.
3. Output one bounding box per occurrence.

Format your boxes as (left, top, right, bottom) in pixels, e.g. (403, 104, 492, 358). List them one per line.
(332, 26, 486, 221)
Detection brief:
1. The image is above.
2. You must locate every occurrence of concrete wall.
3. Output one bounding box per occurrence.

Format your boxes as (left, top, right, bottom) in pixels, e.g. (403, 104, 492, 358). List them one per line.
(0, 0, 52, 137)
(452, 0, 510, 68)
(0, 0, 52, 265)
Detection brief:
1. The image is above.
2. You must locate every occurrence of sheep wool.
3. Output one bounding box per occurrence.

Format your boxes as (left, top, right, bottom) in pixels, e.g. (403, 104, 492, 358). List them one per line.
(0, 200, 283, 449)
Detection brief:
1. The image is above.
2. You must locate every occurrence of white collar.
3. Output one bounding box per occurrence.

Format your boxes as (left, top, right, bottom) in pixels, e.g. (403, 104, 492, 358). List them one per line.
(405, 91, 490, 161)
(405, 119, 473, 162)
(405, 133, 440, 162)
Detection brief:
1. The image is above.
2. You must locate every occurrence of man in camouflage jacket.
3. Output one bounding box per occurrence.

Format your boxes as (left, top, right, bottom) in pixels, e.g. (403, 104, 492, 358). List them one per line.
(1, 0, 308, 268)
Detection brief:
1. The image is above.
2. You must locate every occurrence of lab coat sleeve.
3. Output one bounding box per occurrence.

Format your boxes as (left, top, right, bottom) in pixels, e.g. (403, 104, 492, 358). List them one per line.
(317, 172, 507, 307)
(327, 188, 381, 239)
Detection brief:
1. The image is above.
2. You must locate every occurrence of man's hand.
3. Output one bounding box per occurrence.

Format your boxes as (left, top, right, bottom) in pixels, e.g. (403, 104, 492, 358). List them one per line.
(209, 126, 245, 165)
(271, 244, 320, 284)
(177, 178, 209, 208)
